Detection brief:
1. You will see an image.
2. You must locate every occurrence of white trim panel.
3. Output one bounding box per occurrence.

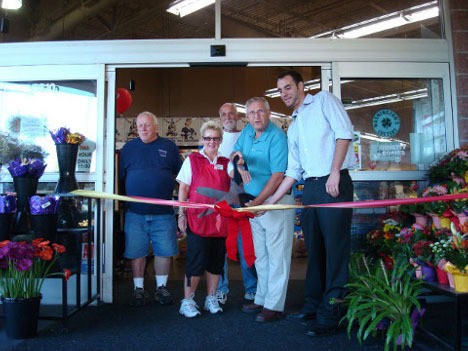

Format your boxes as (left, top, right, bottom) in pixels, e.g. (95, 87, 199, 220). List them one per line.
(0, 38, 449, 67)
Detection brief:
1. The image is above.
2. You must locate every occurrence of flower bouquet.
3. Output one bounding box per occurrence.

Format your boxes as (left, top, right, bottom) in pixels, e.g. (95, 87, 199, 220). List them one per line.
(7, 158, 46, 179)
(444, 223, 468, 274)
(443, 223, 468, 291)
(29, 195, 60, 215)
(50, 127, 85, 145)
(29, 195, 61, 242)
(428, 146, 468, 183)
(0, 239, 70, 299)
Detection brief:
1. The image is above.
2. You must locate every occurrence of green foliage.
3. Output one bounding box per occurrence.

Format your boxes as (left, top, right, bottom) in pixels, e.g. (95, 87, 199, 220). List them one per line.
(340, 254, 423, 351)
(0, 132, 48, 166)
(428, 147, 468, 183)
(422, 201, 448, 216)
(399, 203, 424, 215)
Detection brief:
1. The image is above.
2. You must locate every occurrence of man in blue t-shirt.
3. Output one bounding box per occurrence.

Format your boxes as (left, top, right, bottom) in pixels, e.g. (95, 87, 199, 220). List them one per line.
(119, 111, 182, 307)
(233, 97, 295, 323)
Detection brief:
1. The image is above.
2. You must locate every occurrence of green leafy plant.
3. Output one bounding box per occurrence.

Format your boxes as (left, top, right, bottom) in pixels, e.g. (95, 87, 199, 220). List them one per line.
(399, 203, 425, 215)
(337, 254, 423, 351)
(0, 132, 48, 167)
(444, 223, 468, 273)
(428, 147, 468, 183)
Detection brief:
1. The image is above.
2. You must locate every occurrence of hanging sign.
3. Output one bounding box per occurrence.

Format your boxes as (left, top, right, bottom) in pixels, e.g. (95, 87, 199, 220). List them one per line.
(372, 109, 400, 137)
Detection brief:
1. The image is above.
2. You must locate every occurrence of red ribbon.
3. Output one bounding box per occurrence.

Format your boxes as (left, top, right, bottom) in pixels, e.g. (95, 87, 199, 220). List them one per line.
(214, 201, 256, 268)
(305, 193, 468, 209)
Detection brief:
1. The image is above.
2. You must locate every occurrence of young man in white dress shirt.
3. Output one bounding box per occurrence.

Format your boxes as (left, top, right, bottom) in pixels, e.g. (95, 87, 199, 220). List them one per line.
(268, 70, 354, 336)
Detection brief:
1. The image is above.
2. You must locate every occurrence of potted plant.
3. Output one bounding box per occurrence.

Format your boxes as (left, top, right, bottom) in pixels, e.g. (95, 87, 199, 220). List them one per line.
(0, 238, 70, 339)
(429, 233, 453, 285)
(399, 203, 428, 227)
(336, 254, 424, 351)
(444, 223, 468, 292)
(428, 147, 468, 183)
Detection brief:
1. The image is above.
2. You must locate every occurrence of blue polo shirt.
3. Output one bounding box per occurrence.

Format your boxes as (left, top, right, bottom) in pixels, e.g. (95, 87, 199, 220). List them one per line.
(233, 122, 288, 197)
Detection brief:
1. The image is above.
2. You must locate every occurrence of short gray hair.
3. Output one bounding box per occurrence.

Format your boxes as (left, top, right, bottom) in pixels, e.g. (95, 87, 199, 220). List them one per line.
(200, 120, 223, 140)
(245, 97, 270, 112)
(136, 111, 158, 126)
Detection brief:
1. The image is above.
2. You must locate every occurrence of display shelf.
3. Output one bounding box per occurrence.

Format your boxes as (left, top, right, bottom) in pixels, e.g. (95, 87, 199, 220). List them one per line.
(0, 197, 101, 323)
(419, 280, 468, 351)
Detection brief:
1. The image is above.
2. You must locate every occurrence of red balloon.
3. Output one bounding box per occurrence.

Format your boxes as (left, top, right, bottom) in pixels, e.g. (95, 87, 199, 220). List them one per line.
(116, 88, 132, 114)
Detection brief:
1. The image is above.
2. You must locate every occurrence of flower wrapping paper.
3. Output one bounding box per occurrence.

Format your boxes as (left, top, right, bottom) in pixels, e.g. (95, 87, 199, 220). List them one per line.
(29, 195, 60, 215)
(0, 195, 17, 213)
(7, 158, 47, 178)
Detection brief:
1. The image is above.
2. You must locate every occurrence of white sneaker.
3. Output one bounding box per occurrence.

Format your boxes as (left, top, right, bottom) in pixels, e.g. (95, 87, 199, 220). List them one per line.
(204, 294, 223, 314)
(244, 292, 256, 301)
(179, 294, 201, 318)
(215, 290, 227, 305)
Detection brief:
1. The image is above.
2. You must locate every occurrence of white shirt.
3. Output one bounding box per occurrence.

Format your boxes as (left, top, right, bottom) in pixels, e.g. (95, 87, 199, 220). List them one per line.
(176, 149, 234, 186)
(218, 130, 241, 158)
(286, 91, 355, 180)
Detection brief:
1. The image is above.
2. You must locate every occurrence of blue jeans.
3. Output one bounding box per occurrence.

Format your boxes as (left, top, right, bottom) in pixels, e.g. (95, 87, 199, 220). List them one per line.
(124, 212, 178, 258)
(217, 233, 257, 294)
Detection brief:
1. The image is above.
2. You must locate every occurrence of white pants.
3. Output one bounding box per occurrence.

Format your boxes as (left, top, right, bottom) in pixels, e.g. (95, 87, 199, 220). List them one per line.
(250, 194, 295, 311)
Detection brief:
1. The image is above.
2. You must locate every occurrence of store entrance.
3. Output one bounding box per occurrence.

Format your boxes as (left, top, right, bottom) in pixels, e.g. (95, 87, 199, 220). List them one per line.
(110, 65, 324, 303)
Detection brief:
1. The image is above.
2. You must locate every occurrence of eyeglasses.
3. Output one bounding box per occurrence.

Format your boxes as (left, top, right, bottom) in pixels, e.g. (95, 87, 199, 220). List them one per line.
(247, 109, 266, 117)
(202, 136, 221, 142)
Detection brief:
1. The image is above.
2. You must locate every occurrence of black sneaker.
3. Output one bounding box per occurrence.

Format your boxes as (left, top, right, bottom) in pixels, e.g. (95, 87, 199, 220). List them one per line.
(130, 288, 149, 307)
(155, 285, 174, 305)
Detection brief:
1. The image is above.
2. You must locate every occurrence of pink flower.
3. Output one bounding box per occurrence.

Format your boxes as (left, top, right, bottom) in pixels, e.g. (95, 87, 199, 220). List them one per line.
(451, 172, 466, 186)
(456, 150, 468, 160)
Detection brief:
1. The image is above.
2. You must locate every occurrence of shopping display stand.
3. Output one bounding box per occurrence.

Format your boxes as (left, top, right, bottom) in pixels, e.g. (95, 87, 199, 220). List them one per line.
(419, 280, 468, 351)
(1, 196, 101, 324)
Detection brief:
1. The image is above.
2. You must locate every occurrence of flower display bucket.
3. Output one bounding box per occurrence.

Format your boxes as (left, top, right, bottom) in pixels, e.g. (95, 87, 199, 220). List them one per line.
(12, 176, 38, 234)
(1, 295, 42, 339)
(55, 143, 79, 194)
(444, 263, 468, 292)
(30, 214, 58, 242)
(435, 266, 449, 285)
(452, 273, 468, 292)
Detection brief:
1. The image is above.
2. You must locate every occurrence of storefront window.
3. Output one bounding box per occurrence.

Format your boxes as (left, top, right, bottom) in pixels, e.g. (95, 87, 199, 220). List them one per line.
(0, 80, 98, 177)
(341, 78, 446, 171)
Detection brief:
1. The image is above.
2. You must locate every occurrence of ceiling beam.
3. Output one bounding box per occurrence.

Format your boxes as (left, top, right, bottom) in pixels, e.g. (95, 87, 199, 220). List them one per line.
(29, 0, 120, 41)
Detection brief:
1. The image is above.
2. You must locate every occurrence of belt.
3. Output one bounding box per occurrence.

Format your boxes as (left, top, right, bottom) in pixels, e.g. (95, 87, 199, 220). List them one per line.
(305, 169, 349, 181)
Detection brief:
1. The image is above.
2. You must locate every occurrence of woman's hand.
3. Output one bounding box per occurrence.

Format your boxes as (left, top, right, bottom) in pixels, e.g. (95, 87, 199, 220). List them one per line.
(178, 214, 187, 233)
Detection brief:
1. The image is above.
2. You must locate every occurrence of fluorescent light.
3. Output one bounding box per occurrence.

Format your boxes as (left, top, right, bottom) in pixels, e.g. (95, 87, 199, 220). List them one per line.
(167, 0, 215, 17)
(344, 88, 428, 110)
(1, 0, 21, 10)
(311, 1, 438, 38)
(234, 103, 290, 119)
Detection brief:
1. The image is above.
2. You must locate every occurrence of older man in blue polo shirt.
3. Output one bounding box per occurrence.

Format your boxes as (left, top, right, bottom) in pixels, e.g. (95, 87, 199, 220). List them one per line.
(232, 97, 295, 323)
